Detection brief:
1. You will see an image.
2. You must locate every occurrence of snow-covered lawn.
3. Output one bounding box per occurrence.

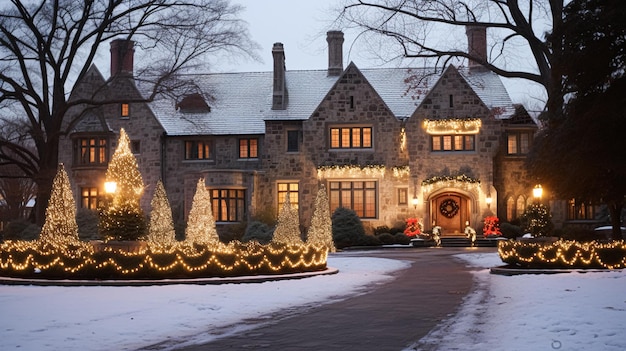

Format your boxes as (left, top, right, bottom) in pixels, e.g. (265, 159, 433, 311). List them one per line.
(1, 251, 625, 351)
(412, 252, 626, 351)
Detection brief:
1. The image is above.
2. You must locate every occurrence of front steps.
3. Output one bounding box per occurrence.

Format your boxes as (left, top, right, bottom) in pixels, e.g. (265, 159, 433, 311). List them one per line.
(411, 235, 503, 248)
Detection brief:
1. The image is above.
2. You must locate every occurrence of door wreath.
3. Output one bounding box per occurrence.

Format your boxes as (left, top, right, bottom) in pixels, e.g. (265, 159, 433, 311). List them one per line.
(439, 198, 459, 218)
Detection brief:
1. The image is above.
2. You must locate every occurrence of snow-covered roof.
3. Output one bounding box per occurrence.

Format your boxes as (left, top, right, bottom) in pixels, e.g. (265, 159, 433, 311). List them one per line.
(147, 65, 515, 136)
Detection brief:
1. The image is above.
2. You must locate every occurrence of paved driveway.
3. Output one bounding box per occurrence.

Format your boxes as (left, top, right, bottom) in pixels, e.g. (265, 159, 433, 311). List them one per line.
(154, 247, 494, 351)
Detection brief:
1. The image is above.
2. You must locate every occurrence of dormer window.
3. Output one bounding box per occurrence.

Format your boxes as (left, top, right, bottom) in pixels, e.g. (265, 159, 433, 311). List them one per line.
(177, 93, 210, 113)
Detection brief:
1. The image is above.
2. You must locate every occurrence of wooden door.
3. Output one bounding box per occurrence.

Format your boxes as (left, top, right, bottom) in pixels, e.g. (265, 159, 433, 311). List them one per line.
(433, 194, 464, 234)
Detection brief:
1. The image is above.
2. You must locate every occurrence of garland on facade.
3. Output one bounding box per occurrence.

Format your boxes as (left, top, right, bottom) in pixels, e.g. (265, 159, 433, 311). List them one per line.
(439, 199, 460, 218)
(316, 164, 410, 179)
(421, 174, 480, 186)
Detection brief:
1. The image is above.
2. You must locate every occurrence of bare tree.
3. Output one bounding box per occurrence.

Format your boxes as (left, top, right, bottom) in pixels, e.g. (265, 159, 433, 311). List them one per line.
(0, 0, 259, 225)
(338, 0, 564, 114)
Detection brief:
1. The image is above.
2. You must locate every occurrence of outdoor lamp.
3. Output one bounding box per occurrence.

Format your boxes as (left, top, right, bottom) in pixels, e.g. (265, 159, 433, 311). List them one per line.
(104, 181, 117, 194)
(533, 184, 543, 200)
(412, 197, 419, 209)
(486, 195, 493, 208)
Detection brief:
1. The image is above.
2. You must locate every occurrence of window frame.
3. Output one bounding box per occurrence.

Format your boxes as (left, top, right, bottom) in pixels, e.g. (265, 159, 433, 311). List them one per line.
(329, 125, 373, 150)
(239, 138, 259, 159)
(286, 130, 300, 153)
(80, 187, 100, 210)
(329, 180, 378, 219)
(74, 136, 109, 166)
(277, 182, 299, 211)
(431, 134, 475, 152)
(121, 103, 130, 119)
(506, 130, 533, 156)
(210, 188, 246, 222)
(184, 140, 214, 161)
(568, 199, 596, 220)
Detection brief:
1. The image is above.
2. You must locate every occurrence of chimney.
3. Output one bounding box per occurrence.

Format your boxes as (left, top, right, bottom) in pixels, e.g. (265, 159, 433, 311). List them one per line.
(326, 31, 344, 76)
(272, 42, 287, 110)
(110, 39, 135, 77)
(465, 26, 487, 71)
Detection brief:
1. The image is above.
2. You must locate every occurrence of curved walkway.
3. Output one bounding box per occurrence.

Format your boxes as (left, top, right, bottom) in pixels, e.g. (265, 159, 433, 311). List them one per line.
(160, 247, 492, 351)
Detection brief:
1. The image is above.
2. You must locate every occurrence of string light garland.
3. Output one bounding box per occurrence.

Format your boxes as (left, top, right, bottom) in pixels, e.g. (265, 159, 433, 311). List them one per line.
(147, 180, 177, 247)
(184, 179, 220, 246)
(423, 118, 482, 135)
(498, 240, 626, 269)
(317, 165, 410, 179)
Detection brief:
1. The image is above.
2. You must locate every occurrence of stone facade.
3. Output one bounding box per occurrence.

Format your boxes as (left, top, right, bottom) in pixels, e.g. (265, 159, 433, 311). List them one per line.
(59, 31, 548, 238)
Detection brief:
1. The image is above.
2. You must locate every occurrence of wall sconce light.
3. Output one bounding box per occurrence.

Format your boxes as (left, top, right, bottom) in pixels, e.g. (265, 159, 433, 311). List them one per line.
(412, 197, 419, 209)
(485, 195, 493, 208)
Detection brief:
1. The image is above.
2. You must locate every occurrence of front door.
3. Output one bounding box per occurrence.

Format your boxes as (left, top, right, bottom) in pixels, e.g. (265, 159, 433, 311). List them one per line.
(432, 194, 467, 234)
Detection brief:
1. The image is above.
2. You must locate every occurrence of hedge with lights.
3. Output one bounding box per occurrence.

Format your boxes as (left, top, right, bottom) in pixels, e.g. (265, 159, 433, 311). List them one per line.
(0, 241, 329, 280)
(498, 240, 626, 269)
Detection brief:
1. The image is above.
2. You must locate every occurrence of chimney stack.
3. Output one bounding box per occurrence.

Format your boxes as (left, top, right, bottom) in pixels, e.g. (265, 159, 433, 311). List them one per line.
(326, 31, 344, 76)
(465, 26, 487, 71)
(272, 43, 287, 110)
(110, 39, 135, 77)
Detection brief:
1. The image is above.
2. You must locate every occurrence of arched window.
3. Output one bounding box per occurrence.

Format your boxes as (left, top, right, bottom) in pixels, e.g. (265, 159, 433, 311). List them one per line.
(506, 196, 515, 221)
(516, 195, 526, 217)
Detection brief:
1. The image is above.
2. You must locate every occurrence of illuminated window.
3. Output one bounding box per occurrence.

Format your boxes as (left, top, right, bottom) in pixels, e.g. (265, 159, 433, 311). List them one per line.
(121, 103, 130, 118)
(516, 195, 526, 217)
(431, 135, 474, 151)
(329, 181, 377, 218)
(211, 189, 246, 222)
(568, 199, 596, 220)
(277, 182, 299, 211)
(506, 196, 515, 221)
(184, 140, 213, 160)
(507, 131, 533, 155)
(75, 137, 108, 165)
(239, 138, 258, 158)
(81, 187, 100, 209)
(329, 126, 372, 149)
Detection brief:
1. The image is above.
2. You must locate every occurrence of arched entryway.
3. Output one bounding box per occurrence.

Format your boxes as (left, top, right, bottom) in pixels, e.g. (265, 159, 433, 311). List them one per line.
(431, 193, 470, 235)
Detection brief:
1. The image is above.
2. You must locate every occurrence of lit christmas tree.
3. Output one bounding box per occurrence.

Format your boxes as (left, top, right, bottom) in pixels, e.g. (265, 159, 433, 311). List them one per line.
(520, 203, 554, 237)
(184, 178, 219, 246)
(38, 164, 81, 248)
(272, 191, 303, 245)
(148, 180, 176, 247)
(99, 128, 147, 241)
(306, 185, 335, 252)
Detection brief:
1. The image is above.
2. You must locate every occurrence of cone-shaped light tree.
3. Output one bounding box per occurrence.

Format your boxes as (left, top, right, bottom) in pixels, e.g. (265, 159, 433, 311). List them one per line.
(38, 163, 81, 248)
(148, 180, 177, 247)
(272, 191, 303, 245)
(306, 185, 335, 252)
(99, 128, 147, 241)
(184, 178, 220, 246)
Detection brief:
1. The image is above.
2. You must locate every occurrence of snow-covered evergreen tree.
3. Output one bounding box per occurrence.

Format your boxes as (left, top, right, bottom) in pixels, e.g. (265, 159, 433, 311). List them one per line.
(184, 178, 219, 246)
(306, 185, 335, 252)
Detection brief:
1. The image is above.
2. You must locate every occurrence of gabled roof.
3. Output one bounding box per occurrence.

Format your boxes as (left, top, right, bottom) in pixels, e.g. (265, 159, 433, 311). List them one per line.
(145, 64, 516, 136)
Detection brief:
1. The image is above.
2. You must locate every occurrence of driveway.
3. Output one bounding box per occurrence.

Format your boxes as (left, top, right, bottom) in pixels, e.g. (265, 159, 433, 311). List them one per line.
(156, 247, 493, 351)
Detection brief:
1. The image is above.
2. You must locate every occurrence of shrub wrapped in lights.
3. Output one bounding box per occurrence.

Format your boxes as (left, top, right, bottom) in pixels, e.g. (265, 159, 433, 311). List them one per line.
(498, 240, 626, 269)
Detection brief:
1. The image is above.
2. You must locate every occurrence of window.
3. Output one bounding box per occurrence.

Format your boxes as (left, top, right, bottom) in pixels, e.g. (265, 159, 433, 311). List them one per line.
(449, 94, 454, 108)
(506, 196, 515, 221)
(329, 181, 377, 218)
(287, 130, 299, 152)
(507, 131, 533, 155)
(278, 182, 299, 210)
(239, 138, 258, 158)
(516, 195, 526, 218)
(131, 140, 141, 154)
(211, 189, 246, 222)
(121, 103, 129, 118)
(330, 126, 372, 149)
(185, 140, 213, 160)
(431, 135, 474, 151)
(568, 199, 596, 220)
(75, 137, 108, 165)
(81, 187, 100, 209)
(397, 188, 408, 206)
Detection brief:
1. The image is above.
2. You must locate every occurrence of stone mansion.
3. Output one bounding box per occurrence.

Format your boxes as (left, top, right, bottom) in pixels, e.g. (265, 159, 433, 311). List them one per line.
(61, 27, 579, 237)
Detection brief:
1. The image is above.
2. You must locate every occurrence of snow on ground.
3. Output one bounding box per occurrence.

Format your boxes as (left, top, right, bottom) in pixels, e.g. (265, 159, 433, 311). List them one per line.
(410, 252, 626, 351)
(0, 256, 410, 351)
(2, 251, 626, 351)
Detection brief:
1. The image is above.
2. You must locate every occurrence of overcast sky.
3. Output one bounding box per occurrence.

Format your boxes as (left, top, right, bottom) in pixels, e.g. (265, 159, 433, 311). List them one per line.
(220, 0, 547, 111)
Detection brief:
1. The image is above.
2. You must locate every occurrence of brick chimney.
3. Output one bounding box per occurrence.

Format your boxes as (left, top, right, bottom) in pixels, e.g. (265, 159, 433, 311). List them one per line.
(326, 31, 344, 76)
(110, 39, 135, 77)
(272, 42, 287, 110)
(465, 26, 487, 71)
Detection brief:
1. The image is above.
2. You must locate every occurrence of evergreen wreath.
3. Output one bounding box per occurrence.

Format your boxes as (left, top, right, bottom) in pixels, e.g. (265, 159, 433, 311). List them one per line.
(439, 198, 459, 218)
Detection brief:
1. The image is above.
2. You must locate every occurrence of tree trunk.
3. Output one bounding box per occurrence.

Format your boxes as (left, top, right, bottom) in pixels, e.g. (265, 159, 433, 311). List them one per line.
(33, 138, 60, 226)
